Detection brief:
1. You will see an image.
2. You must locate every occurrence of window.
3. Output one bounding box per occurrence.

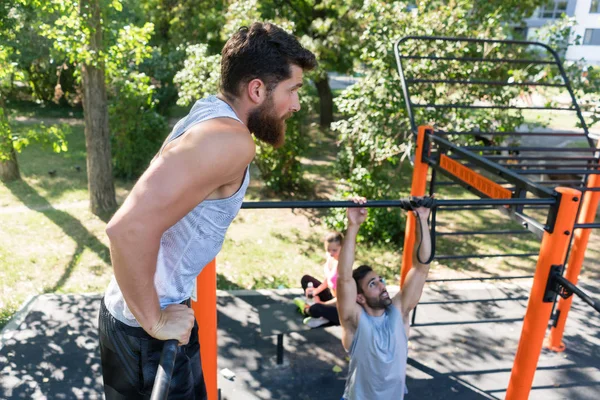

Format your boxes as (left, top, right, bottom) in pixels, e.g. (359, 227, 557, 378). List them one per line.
(537, 1, 568, 18)
(583, 29, 600, 45)
(591, 0, 600, 13)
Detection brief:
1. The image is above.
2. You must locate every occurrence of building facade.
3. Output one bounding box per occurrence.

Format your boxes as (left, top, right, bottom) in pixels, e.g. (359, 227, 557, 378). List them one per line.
(524, 0, 600, 65)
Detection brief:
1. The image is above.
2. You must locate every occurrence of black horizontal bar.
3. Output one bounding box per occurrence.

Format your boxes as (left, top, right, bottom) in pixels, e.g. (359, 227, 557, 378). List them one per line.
(484, 156, 599, 161)
(407, 78, 565, 87)
(436, 230, 533, 236)
(581, 187, 600, 192)
(516, 169, 600, 175)
(435, 253, 538, 260)
(535, 180, 584, 185)
(429, 134, 555, 198)
(418, 296, 529, 305)
(436, 205, 497, 211)
(554, 275, 600, 314)
(463, 146, 597, 152)
(412, 318, 523, 327)
(442, 131, 586, 137)
(413, 103, 574, 110)
(501, 163, 600, 169)
(241, 198, 557, 209)
(574, 223, 600, 229)
(399, 55, 555, 65)
(426, 275, 534, 283)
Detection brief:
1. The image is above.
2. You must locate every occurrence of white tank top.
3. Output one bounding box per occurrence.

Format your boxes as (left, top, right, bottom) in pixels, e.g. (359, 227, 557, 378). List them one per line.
(104, 96, 249, 326)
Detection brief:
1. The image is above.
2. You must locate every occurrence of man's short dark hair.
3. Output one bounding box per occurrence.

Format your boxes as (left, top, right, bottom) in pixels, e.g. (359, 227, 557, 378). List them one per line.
(352, 265, 373, 294)
(220, 22, 317, 99)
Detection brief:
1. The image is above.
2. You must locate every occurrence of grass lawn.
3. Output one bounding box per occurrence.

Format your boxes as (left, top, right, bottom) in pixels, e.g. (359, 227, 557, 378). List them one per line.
(2, 104, 600, 330)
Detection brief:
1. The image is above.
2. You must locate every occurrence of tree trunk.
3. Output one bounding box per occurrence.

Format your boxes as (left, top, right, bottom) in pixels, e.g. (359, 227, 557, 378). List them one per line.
(80, 0, 117, 215)
(315, 75, 334, 129)
(0, 144, 20, 182)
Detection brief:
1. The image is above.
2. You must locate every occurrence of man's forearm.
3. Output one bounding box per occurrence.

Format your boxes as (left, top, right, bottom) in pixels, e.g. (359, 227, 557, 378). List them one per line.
(338, 224, 359, 280)
(108, 229, 162, 333)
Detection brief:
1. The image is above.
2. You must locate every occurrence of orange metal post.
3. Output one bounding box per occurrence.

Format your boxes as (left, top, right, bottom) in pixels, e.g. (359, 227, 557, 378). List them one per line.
(191, 259, 218, 400)
(545, 171, 600, 351)
(506, 187, 581, 400)
(400, 125, 431, 287)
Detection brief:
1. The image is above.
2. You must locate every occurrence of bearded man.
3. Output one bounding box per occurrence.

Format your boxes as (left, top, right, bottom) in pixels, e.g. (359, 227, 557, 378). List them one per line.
(337, 197, 432, 400)
(98, 22, 317, 399)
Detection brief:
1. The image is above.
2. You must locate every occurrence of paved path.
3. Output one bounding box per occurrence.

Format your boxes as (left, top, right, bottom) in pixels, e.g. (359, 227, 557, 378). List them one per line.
(1, 281, 599, 399)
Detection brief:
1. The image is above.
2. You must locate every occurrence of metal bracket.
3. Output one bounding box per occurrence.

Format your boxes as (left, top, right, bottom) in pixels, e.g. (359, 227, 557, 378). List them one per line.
(543, 264, 574, 303)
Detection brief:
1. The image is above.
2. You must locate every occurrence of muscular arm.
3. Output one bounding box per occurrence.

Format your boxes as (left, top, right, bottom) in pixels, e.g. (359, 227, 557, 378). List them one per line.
(393, 208, 432, 321)
(106, 120, 254, 337)
(337, 215, 364, 350)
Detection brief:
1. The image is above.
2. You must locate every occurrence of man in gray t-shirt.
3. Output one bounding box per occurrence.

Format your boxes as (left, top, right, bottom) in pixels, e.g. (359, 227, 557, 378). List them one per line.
(337, 197, 432, 400)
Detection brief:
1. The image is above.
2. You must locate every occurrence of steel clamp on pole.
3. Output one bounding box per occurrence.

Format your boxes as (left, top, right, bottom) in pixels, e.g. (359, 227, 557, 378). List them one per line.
(150, 339, 179, 400)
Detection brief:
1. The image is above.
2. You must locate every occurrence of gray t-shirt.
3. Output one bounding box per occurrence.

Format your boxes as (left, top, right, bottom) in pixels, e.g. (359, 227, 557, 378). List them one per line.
(104, 96, 249, 327)
(343, 305, 408, 400)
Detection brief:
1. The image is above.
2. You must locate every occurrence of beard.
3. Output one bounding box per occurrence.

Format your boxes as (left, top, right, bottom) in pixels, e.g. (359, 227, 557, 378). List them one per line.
(365, 291, 392, 310)
(247, 96, 290, 148)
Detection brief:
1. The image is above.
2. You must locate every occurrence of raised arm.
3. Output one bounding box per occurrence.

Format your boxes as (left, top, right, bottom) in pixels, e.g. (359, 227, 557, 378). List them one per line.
(336, 198, 367, 350)
(106, 119, 254, 343)
(393, 206, 432, 319)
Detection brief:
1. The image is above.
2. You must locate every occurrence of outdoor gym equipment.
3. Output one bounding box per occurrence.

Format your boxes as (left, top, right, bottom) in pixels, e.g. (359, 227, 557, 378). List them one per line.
(153, 36, 600, 400)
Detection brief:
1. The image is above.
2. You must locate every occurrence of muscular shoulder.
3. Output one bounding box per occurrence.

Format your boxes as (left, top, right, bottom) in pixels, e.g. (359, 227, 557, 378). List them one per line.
(162, 118, 255, 176)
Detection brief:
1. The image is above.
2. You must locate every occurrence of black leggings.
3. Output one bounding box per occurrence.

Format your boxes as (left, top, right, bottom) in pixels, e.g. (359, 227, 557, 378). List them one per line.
(300, 275, 340, 325)
(98, 299, 207, 399)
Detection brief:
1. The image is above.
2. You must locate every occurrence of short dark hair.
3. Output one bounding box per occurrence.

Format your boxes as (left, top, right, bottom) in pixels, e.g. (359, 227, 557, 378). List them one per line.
(352, 265, 373, 294)
(220, 22, 317, 99)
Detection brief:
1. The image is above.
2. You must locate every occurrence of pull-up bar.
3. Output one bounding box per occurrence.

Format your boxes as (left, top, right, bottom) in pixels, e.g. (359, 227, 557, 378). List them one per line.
(239, 198, 556, 209)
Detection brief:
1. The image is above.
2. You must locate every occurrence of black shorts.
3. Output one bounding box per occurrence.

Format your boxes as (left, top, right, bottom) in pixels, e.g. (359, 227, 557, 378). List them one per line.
(98, 298, 207, 400)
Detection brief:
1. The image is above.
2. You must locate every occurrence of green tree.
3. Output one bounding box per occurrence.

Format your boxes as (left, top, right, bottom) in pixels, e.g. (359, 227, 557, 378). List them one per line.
(0, 1, 69, 182)
(260, 0, 362, 128)
(328, 0, 547, 244)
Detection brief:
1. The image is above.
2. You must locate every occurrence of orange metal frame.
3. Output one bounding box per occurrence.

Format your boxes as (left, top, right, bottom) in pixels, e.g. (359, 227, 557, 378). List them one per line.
(191, 259, 218, 400)
(506, 187, 581, 400)
(545, 164, 600, 351)
(401, 125, 431, 287)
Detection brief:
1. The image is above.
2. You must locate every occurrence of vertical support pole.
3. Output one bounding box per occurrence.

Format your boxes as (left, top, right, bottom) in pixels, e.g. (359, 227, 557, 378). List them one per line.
(401, 125, 431, 287)
(545, 170, 600, 351)
(191, 259, 218, 400)
(506, 187, 581, 400)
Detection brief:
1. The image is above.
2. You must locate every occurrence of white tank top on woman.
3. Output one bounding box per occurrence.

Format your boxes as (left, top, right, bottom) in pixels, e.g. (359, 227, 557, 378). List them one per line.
(104, 96, 249, 327)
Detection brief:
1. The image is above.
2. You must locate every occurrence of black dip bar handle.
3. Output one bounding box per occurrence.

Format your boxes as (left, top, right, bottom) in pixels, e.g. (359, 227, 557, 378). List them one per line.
(150, 339, 179, 400)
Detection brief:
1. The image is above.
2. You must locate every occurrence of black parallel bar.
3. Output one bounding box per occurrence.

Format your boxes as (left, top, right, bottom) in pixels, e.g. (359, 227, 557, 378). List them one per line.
(581, 187, 600, 192)
(427, 275, 534, 283)
(435, 253, 538, 260)
(574, 223, 600, 229)
(464, 146, 597, 153)
(412, 103, 574, 111)
(406, 78, 565, 87)
(398, 55, 555, 65)
(430, 134, 555, 198)
(535, 180, 584, 185)
(150, 340, 178, 400)
(419, 296, 529, 305)
(501, 163, 600, 169)
(554, 275, 600, 314)
(240, 198, 556, 209)
(517, 169, 600, 175)
(442, 131, 585, 137)
(484, 156, 599, 161)
(436, 230, 532, 236)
